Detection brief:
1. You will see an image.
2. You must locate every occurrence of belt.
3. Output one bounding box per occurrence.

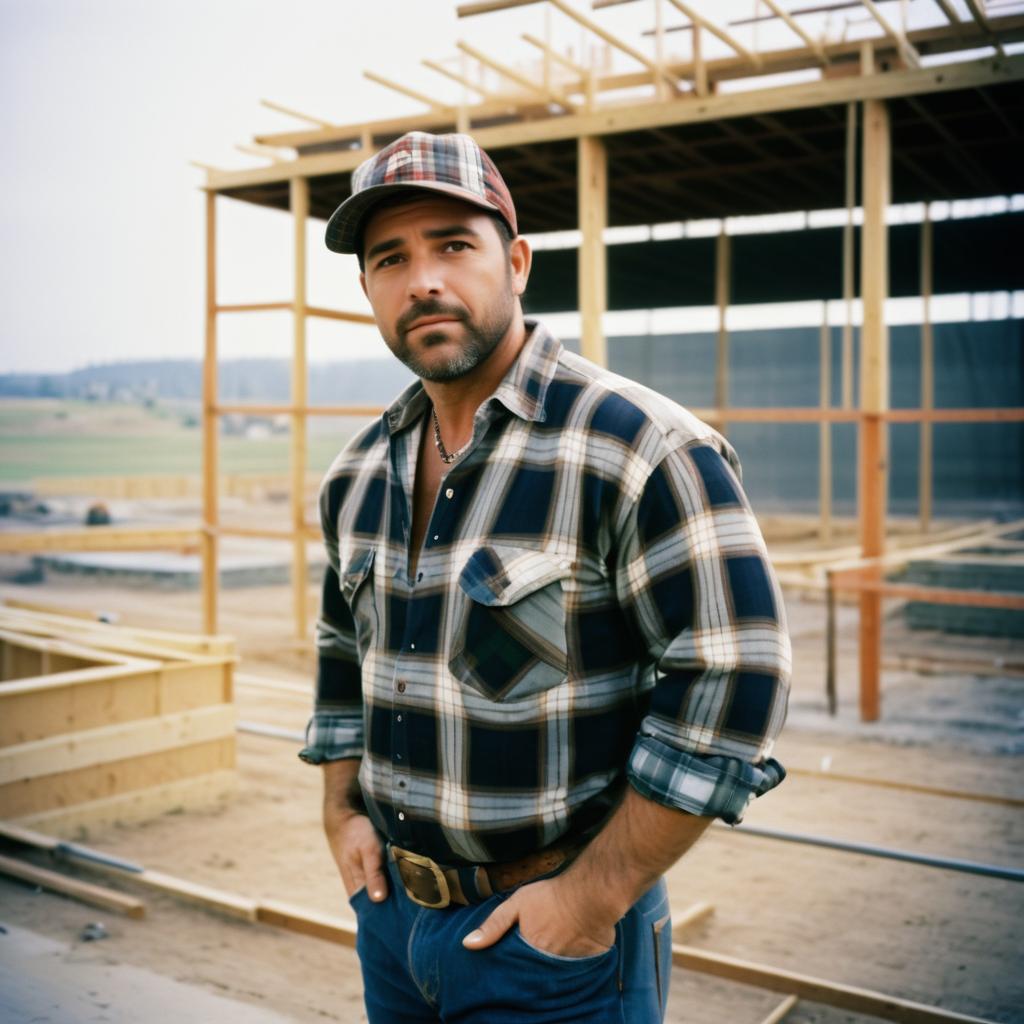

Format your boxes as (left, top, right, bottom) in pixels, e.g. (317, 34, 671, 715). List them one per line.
(389, 838, 584, 909)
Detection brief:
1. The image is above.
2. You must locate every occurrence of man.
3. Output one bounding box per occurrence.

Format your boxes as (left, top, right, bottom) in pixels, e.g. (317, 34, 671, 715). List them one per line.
(300, 131, 790, 1023)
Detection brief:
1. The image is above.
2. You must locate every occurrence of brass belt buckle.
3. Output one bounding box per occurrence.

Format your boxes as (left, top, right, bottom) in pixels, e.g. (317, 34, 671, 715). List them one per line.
(390, 845, 451, 909)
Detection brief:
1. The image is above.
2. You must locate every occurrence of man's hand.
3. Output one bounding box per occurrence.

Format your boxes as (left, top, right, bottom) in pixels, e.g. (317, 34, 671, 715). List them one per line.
(322, 759, 388, 902)
(462, 873, 617, 957)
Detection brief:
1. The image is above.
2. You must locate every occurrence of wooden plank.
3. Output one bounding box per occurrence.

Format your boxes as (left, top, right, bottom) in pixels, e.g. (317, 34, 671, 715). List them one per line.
(0, 526, 201, 555)
(0, 853, 146, 918)
(11, 771, 238, 837)
(203, 189, 219, 636)
(842, 101, 855, 410)
(291, 176, 310, 643)
(919, 212, 933, 533)
(210, 54, 1024, 191)
(670, 900, 714, 939)
(457, 40, 579, 110)
(667, 0, 762, 68)
(0, 664, 163, 746)
(819, 313, 832, 542)
(857, 97, 891, 723)
(305, 305, 377, 325)
(0, 705, 236, 785)
(671, 944, 997, 1022)
(860, 0, 921, 68)
(759, 995, 799, 1024)
(715, 229, 730, 433)
(363, 70, 449, 111)
(259, 98, 334, 128)
(214, 402, 385, 417)
(761, 0, 828, 63)
(577, 135, 608, 368)
(0, 818, 255, 918)
(0, 737, 235, 819)
(158, 660, 234, 715)
(258, 899, 357, 948)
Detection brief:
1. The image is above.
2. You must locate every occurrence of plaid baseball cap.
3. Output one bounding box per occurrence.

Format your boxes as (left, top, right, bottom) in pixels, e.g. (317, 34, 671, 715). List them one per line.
(325, 131, 517, 254)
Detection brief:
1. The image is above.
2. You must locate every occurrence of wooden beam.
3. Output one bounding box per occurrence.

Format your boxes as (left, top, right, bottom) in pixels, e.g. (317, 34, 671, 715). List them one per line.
(842, 101, 856, 411)
(257, 900, 356, 948)
(210, 54, 1024, 191)
(362, 70, 450, 111)
(919, 211, 933, 533)
(306, 306, 376, 325)
(666, 0, 763, 68)
(422, 58, 500, 99)
(963, 0, 1006, 56)
(819, 311, 832, 542)
(202, 190, 218, 636)
(291, 177, 309, 643)
(932, 0, 961, 26)
(577, 135, 608, 367)
(0, 853, 146, 918)
(859, 0, 921, 69)
(521, 32, 587, 77)
(760, 0, 829, 63)
(857, 97, 891, 723)
(235, 143, 287, 163)
(456, 40, 579, 110)
(548, 0, 682, 91)
(671, 943, 998, 1023)
(260, 98, 334, 128)
(457, 0, 542, 14)
(715, 228, 730, 432)
(0, 526, 200, 555)
(759, 995, 799, 1024)
(670, 900, 714, 939)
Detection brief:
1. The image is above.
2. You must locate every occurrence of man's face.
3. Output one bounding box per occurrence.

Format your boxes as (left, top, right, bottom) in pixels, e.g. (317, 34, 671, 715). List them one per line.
(359, 195, 527, 383)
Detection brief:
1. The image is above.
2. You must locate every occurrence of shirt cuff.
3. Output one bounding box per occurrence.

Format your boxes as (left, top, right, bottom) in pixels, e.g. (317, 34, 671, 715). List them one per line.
(626, 733, 786, 824)
(297, 712, 364, 765)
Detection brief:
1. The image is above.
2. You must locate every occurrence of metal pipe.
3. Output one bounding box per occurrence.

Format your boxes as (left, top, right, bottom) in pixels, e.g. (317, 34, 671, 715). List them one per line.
(725, 823, 1024, 882)
(237, 720, 305, 743)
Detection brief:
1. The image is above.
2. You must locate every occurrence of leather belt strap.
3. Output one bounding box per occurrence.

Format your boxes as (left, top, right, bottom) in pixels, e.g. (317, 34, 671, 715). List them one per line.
(389, 838, 583, 909)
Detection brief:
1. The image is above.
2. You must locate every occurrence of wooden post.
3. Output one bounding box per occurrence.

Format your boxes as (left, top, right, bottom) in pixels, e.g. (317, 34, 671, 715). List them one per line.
(858, 98, 891, 723)
(919, 211, 934, 533)
(693, 23, 708, 97)
(202, 191, 218, 636)
(577, 135, 608, 367)
(715, 228, 730, 432)
(842, 101, 856, 410)
(819, 308, 832, 542)
(291, 177, 310, 641)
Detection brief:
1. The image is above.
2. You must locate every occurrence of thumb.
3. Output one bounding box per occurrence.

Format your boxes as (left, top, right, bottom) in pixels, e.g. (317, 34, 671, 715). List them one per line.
(362, 847, 389, 902)
(463, 900, 517, 951)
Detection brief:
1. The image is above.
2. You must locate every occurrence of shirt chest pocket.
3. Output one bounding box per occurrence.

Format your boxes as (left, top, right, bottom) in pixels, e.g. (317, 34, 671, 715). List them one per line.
(449, 545, 572, 703)
(340, 548, 378, 662)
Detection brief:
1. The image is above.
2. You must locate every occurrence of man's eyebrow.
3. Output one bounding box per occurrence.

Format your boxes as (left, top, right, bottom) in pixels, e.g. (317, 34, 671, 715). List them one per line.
(365, 224, 481, 263)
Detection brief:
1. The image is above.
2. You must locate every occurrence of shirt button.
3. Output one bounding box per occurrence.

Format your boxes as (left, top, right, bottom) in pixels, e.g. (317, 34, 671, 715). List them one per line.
(396, 714, 403, 723)
(432, 534, 439, 541)
(445, 487, 454, 499)
(398, 812, 406, 821)
(397, 681, 406, 693)
(410, 643, 415, 650)
(398, 780, 406, 788)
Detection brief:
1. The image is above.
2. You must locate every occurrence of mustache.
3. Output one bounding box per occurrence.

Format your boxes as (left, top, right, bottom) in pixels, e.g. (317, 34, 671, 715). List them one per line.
(397, 301, 469, 335)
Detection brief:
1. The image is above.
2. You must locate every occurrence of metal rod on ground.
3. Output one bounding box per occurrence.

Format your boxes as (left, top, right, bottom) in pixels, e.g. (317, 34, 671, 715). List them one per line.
(724, 822, 1024, 882)
(826, 569, 838, 715)
(237, 720, 305, 743)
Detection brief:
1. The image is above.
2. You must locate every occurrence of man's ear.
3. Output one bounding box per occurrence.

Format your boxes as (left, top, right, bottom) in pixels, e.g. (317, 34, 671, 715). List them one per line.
(509, 236, 532, 298)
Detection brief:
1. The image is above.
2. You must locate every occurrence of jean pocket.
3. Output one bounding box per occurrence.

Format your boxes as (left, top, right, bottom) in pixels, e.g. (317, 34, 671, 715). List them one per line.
(347, 885, 370, 911)
(510, 926, 615, 967)
(449, 545, 571, 703)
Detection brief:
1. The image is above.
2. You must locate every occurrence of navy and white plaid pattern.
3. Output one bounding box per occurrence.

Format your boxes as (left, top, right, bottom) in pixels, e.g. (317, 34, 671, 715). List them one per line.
(325, 131, 517, 254)
(301, 320, 791, 866)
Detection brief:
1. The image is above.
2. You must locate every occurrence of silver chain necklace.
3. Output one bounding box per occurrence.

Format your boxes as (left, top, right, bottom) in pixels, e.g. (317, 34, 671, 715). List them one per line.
(431, 407, 471, 465)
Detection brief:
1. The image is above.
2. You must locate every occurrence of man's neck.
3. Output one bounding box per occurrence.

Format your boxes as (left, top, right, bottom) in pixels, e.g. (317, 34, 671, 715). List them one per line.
(422, 313, 529, 450)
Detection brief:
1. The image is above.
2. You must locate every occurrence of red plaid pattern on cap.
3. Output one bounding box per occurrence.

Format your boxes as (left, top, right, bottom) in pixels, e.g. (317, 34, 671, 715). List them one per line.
(325, 131, 517, 254)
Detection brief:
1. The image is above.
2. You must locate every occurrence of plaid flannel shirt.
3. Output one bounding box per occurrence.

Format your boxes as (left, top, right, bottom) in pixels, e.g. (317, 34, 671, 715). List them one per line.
(300, 319, 791, 866)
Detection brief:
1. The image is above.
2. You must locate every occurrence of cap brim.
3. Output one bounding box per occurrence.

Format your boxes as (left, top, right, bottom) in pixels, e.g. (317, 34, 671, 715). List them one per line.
(325, 181, 508, 254)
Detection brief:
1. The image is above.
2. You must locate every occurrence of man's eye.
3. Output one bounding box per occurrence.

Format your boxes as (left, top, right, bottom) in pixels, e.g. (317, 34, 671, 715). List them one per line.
(376, 253, 403, 268)
(444, 240, 471, 252)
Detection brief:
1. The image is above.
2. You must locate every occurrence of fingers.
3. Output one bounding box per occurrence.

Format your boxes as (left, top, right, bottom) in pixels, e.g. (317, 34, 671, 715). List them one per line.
(463, 899, 517, 950)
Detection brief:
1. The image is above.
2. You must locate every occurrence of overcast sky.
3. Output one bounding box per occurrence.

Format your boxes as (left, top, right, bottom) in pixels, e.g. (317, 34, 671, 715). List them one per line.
(1, 0, 984, 374)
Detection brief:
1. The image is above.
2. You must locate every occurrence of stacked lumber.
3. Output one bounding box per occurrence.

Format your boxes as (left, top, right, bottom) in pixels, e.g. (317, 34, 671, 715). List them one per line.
(0, 602, 237, 834)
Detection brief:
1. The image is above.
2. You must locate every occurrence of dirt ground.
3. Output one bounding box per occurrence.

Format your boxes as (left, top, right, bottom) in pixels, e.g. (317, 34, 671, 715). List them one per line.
(1, 564, 1022, 1024)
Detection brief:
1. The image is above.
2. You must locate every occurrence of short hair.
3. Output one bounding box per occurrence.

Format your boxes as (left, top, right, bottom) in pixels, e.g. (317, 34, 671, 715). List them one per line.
(356, 196, 514, 272)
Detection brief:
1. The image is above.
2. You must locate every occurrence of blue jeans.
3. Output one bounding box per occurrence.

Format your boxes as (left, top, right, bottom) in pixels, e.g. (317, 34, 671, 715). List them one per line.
(349, 855, 673, 1023)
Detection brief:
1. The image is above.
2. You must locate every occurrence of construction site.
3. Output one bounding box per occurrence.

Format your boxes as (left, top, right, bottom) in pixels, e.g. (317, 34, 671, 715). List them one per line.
(1, 1, 1022, 1021)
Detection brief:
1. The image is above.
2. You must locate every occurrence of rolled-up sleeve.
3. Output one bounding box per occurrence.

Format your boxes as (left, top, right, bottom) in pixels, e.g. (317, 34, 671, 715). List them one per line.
(617, 440, 791, 823)
(298, 482, 365, 765)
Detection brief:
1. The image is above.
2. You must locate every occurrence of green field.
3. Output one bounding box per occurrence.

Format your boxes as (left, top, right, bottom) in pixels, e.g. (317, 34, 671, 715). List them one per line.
(0, 399, 358, 482)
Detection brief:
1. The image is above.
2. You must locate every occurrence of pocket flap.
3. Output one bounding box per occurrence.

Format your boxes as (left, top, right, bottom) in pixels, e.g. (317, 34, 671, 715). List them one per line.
(458, 546, 572, 607)
(340, 548, 375, 603)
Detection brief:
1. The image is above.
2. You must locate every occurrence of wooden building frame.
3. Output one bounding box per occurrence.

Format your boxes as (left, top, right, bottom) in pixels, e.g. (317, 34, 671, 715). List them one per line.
(190, 1, 1023, 722)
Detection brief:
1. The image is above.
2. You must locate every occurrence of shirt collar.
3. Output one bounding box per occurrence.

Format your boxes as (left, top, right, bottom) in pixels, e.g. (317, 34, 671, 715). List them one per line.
(382, 318, 560, 436)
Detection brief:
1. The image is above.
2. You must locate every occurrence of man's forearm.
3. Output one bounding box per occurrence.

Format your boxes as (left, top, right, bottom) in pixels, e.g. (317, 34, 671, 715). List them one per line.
(323, 757, 365, 824)
(560, 784, 714, 922)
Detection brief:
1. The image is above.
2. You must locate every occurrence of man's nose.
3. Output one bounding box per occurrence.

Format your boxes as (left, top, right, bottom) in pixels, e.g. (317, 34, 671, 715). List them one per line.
(406, 257, 444, 299)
